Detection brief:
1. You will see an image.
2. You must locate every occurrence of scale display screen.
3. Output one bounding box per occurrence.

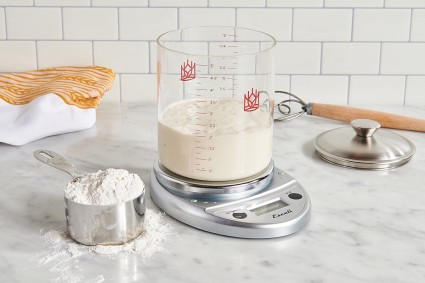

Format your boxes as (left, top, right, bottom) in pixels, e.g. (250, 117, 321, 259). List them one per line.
(250, 200, 288, 216)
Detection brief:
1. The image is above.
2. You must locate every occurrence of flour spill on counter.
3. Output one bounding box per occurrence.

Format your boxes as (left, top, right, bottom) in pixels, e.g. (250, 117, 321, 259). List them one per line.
(34, 207, 176, 282)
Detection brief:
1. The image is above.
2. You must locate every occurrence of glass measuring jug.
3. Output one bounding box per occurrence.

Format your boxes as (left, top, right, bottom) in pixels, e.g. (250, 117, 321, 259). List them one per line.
(157, 27, 276, 181)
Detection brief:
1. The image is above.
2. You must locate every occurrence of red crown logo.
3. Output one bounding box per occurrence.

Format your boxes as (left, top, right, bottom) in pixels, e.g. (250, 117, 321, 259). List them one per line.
(180, 59, 196, 81)
(244, 88, 260, 112)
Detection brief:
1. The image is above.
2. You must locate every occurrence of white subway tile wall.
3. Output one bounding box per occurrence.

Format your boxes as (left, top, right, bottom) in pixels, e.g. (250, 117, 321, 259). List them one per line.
(119, 8, 177, 40)
(0, 0, 33, 5)
(6, 7, 62, 39)
(121, 74, 156, 102)
(349, 76, 405, 105)
(210, 0, 265, 7)
(381, 43, 425, 74)
(37, 41, 93, 68)
(322, 43, 380, 74)
(0, 41, 37, 72)
(405, 76, 425, 105)
(352, 9, 410, 41)
(92, 0, 148, 7)
(93, 41, 149, 73)
(293, 9, 352, 41)
(411, 9, 425, 41)
(0, 9, 5, 39)
(35, 0, 90, 6)
(63, 8, 118, 39)
(237, 8, 292, 41)
(325, 0, 384, 8)
(275, 42, 321, 74)
(268, 0, 323, 7)
(291, 75, 349, 104)
(179, 8, 235, 27)
(0, 0, 424, 106)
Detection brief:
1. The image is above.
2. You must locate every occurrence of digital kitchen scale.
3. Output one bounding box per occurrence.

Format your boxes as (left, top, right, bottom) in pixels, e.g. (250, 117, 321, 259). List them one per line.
(150, 160, 311, 238)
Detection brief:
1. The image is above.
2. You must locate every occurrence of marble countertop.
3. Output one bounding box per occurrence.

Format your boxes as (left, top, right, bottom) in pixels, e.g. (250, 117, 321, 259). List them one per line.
(1, 103, 425, 283)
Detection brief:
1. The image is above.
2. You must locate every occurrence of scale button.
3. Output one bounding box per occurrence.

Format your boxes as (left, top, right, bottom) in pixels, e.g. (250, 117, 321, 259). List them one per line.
(232, 212, 247, 219)
(288, 193, 303, 200)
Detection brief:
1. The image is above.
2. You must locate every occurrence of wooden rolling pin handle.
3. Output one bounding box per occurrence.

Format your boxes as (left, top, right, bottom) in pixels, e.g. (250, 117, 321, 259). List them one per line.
(307, 103, 425, 132)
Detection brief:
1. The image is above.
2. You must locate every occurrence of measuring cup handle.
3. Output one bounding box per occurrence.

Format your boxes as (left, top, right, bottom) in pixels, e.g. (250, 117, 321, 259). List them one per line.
(33, 149, 85, 180)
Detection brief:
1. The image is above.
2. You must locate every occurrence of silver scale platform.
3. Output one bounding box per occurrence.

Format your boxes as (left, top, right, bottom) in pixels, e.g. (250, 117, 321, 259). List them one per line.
(150, 160, 311, 238)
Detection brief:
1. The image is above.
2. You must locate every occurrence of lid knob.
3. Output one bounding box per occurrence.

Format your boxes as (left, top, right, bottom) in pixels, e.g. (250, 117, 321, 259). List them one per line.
(351, 119, 381, 138)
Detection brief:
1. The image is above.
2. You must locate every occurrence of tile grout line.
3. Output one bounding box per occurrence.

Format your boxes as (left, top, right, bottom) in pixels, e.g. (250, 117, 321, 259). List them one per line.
(403, 75, 407, 106)
(177, 7, 180, 28)
(288, 74, 292, 92)
(117, 7, 120, 40)
(405, 8, 412, 107)
(350, 8, 354, 41)
(378, 42, 383, 74)
(319, 42, 324, 74)
(408, 8, 413, 42)
(2, 38, 425, 43)
(119, 74, 122, 103)
(0, 6, 421, 9)
(90, 40, 94, 66)
(148, 41, 151, 73)
(3, 8, 8, 40)
(91, 41, 95, 66)
(35, 40, 39, 69)
(347, 75, 351, 105)
(290, 8, 294, 41)
(61, 7, 64, 40)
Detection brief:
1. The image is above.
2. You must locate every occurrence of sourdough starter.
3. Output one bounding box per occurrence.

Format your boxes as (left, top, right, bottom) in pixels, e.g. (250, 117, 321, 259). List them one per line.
(158, 98, 272, 181)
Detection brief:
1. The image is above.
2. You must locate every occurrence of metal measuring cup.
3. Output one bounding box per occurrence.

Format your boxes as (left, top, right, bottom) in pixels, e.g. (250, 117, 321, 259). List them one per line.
(34, 150, 145, 246)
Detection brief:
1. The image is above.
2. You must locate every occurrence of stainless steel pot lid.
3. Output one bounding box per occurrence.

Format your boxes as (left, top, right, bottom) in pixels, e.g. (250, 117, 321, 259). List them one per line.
(313, 119, 416, 169)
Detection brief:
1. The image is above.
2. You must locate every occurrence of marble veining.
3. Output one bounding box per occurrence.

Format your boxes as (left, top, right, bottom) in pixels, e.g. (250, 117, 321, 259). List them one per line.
(0, 103, 424, 283)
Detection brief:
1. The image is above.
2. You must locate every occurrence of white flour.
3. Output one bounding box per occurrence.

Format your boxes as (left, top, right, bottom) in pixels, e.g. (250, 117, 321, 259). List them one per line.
(35, 207, 176, 282)
(64, 168, 144, 205)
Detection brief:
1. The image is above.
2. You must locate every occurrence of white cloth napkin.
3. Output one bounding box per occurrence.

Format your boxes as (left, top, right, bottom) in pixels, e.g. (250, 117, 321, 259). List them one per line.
(0, 94, 96, 146)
